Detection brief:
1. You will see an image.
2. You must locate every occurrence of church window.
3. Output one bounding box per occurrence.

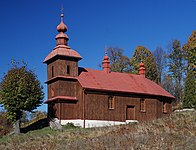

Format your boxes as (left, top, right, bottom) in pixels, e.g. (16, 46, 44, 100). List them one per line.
(140, 98, 146, 112)
(163, 102, 167, 113)
(108, 96, 114, 109)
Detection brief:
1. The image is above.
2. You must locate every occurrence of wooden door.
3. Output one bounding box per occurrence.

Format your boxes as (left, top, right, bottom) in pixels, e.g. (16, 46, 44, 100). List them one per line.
(126, 105, 135, 120)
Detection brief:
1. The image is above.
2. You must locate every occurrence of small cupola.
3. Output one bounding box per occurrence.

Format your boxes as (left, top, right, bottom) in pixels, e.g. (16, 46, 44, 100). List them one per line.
(55, 13, 69, 46)
(139, 62, 145, 77)
(102, 52, 111, 74)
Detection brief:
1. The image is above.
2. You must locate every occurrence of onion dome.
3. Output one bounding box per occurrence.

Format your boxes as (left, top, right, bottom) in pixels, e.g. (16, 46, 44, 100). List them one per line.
(57, 14, 68, 32)
(56, 13, 69, 46)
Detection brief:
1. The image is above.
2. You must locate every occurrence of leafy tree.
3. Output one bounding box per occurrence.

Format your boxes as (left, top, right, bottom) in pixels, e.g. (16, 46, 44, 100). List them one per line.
(106, 47, 130, 72)
(153, 46, 167, 84)
(167, 40, 185, 103)
(183, 30, 196, 68)
(130, 46, 158, 81)
(0, 61, 44, 134)
(20, 111, 28, 123)
(183, 30, 196, 108)
(162, 74, 175, 96)
(183, 68, 196, 108)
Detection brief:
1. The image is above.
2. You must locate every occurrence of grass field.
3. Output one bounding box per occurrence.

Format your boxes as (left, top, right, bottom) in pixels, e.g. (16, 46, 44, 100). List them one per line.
(0, 111, 196, 150)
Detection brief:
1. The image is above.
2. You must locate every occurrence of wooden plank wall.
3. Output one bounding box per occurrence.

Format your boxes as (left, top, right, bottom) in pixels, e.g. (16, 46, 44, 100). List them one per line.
(56, 82, 84, 120)
(84, 92, 172, 122)
(47, 57, 78, 79)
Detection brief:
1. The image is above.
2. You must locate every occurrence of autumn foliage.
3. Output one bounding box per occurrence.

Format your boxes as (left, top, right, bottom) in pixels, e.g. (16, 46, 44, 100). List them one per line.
(130, 46, 158, 82)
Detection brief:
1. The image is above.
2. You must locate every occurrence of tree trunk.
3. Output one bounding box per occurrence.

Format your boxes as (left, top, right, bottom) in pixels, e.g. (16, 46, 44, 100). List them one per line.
(13, 119, 20, 134)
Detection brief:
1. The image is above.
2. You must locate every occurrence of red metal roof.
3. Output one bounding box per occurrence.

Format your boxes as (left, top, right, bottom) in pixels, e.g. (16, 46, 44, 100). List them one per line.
(43, 45, 82, 63)
(77, 68, 175, 99)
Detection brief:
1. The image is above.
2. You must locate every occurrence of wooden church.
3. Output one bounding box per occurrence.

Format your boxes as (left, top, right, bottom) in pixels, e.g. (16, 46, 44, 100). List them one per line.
(44, 13, 174, 128)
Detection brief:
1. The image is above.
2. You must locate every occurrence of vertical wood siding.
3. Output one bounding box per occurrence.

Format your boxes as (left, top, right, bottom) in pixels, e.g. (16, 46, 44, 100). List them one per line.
(84, 92, 172, 122)
(47, 57, 79, 80)
(55, 82, 84, 120)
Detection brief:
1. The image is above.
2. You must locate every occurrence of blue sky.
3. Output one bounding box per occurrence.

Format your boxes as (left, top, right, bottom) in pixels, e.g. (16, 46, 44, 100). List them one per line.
(0, 0, 196, 112)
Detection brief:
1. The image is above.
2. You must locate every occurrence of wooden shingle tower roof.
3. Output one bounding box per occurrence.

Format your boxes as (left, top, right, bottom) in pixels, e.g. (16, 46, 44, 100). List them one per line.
(44, 12, 82, 64)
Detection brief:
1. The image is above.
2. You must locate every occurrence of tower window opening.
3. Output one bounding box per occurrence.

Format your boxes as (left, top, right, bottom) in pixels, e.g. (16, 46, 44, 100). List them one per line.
(52, 66, 54, 77)
(67, 65, 70, 75)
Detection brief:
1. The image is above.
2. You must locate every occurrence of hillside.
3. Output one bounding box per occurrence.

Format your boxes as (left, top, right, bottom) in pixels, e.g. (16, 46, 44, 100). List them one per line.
(0, 111, 196, 150)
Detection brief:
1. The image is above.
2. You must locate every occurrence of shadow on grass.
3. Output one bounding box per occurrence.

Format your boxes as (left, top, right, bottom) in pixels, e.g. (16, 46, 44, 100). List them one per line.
(21, 118, 49, 133)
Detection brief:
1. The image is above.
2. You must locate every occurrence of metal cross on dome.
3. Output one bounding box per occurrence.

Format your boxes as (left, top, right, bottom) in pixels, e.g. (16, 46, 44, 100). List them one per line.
(61, 5, 64, 14)
(60, 4, 64, 22)
(104, 47, 108, 56)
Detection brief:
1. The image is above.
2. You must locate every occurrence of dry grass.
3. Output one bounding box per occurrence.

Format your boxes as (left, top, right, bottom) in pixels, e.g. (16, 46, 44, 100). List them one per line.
(0, 111, 196, 150)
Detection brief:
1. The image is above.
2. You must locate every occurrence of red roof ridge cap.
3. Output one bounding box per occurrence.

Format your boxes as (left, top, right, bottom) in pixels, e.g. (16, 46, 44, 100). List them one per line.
(84, 68, 144, 76)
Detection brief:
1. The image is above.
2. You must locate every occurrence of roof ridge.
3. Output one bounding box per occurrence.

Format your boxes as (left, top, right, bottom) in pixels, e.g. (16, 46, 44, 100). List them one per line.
(85, 68, 140, 76)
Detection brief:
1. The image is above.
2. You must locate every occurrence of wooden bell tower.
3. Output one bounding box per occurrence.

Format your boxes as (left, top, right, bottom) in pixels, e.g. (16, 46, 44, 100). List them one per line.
(43, 12, 82, 119)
